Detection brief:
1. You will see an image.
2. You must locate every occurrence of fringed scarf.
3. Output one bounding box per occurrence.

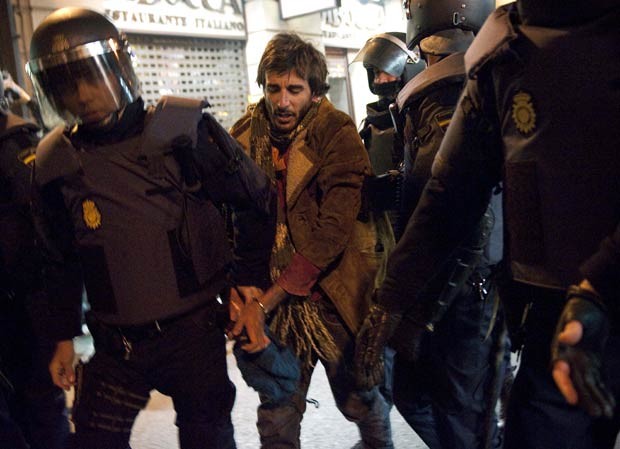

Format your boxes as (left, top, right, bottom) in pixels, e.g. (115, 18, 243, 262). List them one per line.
(249, 98, 341, 368)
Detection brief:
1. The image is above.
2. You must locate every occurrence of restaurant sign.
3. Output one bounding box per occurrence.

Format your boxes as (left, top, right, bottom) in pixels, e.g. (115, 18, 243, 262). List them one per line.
(31, 0, 246, 39)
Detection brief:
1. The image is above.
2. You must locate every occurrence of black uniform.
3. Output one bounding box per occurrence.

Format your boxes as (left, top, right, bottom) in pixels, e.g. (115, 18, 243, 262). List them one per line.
(379, 4, 620, 449)
(0, 111, 69, 449)
(33, 97, 275, 449)
(387, 51, 504, 449)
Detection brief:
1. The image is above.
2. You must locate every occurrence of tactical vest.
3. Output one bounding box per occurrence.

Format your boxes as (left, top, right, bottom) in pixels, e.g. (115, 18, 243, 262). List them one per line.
(0, 113, 40, 292)
(396, 52, 466, 226)
(467, 6, 620, 289)
(35, 97, 232, 325)
(361, 100, 399, 175)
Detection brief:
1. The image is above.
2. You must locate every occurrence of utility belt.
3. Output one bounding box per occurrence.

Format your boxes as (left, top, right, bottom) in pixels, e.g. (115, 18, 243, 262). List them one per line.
(86, 298, 227, 360)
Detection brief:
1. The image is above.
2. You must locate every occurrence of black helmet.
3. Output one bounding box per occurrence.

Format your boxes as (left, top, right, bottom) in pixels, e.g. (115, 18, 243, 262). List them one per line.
(404, 0, 495, 50)
(26, 7, 140, 128)
(352, 32, 423, 96)
(517, 0, 619, 26)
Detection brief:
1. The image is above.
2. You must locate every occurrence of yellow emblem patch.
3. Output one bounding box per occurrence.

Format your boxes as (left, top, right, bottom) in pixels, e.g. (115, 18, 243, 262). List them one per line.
(512, 91, 536, 134)
(82, 199, 102, 230)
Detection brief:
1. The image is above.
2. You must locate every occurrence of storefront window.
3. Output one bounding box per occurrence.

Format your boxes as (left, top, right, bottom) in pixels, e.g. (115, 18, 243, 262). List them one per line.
(325, 47, 353, 117)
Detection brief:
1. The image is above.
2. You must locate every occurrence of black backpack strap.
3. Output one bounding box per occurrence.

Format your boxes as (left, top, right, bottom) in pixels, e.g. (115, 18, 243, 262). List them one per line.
(139, 96, 207, 179)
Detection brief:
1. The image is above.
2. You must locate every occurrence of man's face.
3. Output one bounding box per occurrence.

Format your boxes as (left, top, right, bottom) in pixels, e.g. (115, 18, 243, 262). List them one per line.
(61, 75, 120, 125)
(373, 68, 398, 85)
(264, 69, 317, 133)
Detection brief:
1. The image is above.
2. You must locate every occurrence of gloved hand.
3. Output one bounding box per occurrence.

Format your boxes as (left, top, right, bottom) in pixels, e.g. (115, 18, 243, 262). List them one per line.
(389, 316, 427, 363)
(2, 70, 31, 105)
(354, 303, 402, 390)
(550, 285, 616, 417)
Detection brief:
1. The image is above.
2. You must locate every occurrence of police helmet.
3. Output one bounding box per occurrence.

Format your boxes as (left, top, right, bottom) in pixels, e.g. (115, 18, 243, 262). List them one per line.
(352, 32, 423, 96)
(26, 7, 140, 128)
(403, 0, 495, 52)
(517, 0, 618, 26)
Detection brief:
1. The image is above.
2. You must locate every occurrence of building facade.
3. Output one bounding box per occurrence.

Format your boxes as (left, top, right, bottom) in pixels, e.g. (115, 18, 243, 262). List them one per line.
(1, 0, 508, 128)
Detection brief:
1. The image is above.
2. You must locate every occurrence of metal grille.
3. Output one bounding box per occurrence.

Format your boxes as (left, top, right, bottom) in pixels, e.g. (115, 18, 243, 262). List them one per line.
(127, 34, 248, 130)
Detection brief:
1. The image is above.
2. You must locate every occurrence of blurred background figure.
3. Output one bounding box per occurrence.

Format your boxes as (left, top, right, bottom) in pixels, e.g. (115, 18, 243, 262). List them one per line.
(0, 67, 70, 449)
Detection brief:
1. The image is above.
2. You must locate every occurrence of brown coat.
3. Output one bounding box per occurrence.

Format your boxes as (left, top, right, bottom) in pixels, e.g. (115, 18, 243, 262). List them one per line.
(231, 99, 392, 334)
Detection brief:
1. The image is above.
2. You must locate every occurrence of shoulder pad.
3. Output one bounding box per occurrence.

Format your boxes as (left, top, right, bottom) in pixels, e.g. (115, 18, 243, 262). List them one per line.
(140, 95, 207, 178)
(396, 52, 466, 111)
(0, 112, 38, 143)
(144, 95, 207, 149)
(464, 5, 519, 78)
(35, 126, 81, 186)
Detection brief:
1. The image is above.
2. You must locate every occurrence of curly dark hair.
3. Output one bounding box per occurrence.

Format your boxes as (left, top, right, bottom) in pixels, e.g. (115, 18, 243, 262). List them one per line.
(256, 33, 330, 96)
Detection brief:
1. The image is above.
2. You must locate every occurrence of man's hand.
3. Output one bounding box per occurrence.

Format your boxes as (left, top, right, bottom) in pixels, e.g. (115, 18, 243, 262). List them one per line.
(232, 285, 270, 353)
(49, 340, 76, 391)
(2, 71, 31, 105)
(354, 303, 402, 390)
(229, 287, 245, 323)
(551, 283, 616, 417)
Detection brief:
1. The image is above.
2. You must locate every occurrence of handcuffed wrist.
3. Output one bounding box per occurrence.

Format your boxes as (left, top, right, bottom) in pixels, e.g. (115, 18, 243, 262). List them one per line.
(252, 297, 270, 317)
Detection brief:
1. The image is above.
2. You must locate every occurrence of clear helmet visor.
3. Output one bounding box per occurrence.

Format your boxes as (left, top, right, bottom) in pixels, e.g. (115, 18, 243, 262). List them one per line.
(26, 38, 140, 128)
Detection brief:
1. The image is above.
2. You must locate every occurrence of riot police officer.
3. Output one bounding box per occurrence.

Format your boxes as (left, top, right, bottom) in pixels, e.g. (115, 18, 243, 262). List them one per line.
(352, 32, 423, 240)
(355, 2, 506, 449)
(0, 70, 70, 449)
(26, 7, 274, 449)
(353, 32, 422, 176)
(357, 0, 620, 448)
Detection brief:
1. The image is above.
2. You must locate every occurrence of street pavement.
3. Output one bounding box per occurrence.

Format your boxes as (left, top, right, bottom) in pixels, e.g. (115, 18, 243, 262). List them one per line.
(73, 335, 428, 449)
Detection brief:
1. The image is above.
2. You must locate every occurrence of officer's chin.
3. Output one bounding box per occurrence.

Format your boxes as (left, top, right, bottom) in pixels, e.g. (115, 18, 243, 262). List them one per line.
(80, 107, 123, 131)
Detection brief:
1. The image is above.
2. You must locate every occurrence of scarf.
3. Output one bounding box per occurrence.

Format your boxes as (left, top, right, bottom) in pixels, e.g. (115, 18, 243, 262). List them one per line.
(249, 98, 341, 367)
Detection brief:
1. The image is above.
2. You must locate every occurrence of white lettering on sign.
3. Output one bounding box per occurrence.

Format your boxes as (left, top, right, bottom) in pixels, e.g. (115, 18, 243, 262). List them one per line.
(321, 0, 385, 48)
(102, 0, 245, 38)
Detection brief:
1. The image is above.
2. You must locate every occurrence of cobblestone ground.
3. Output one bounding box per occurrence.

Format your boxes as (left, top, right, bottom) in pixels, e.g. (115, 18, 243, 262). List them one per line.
(128, 342, 428, 449)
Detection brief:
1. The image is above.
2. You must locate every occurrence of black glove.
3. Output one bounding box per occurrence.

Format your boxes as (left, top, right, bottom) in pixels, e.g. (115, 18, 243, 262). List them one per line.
(389, 315, 427, 363)
(354, 303, 402, 390)
(550, 285, 616, 417)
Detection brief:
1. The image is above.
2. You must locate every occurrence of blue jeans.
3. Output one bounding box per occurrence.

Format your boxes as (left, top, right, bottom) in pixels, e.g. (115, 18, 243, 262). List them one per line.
(257, 299, 394, 449)
(73, 306, 236, 449)
(394, 283, 504, 449)
(504, 290, 620, 449)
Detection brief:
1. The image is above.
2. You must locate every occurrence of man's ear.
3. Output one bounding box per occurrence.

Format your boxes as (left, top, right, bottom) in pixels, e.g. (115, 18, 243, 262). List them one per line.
(312, 95, 322, 103)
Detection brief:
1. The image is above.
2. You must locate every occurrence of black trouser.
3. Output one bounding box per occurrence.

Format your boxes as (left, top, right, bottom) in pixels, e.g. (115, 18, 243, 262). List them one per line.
(393, 283, 505, 449)
(73, 306, 236, 449)
(0, 291, 70, 449)
(0, 382, 29, 449)
(504, 288, 620, 449)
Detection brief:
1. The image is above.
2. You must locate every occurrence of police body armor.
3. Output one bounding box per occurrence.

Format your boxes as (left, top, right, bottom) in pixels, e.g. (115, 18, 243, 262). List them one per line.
(35, 97, 232, 325)
(467, 6, 620, 291)
(389, 51, 503, 351)
(0, 113, 40, 295)
(361, 99, 400, 175)
(0, 113, 40, 399)
(396, 52, 466, 230)
(361, 99, 404, 229)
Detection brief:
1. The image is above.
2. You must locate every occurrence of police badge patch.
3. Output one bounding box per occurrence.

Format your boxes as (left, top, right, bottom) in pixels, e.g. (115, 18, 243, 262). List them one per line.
(512, 91, 536, 134)
(82, 199, 102, 230)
